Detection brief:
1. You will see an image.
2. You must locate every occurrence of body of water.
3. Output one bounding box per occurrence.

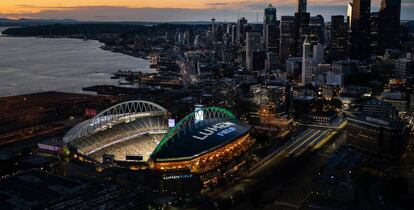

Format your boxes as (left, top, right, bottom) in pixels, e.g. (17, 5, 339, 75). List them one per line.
(0, 28, 150, 97)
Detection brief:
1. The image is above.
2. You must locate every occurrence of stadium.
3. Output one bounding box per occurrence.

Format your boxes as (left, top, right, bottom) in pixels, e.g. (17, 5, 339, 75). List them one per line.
(63, 100, 255, 174)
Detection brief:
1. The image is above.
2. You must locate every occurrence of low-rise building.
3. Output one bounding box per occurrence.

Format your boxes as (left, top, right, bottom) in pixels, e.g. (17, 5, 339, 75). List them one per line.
(346, 114, 408, 160)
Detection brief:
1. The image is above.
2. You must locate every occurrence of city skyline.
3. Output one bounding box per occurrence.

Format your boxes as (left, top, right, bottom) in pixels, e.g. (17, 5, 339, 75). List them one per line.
(1, 0, 413, 21)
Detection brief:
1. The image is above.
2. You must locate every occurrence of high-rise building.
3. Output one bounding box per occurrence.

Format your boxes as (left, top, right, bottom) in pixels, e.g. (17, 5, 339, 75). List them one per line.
(309, 15, 325, 43)
(294, 12, 310, 57)
(264, 4, 277, 25)
(286, 57, 302, 80)
(295, 15, 324, 57)
(376, 0, 401, 55)
(350, 0, 371, 60)
(305, 15, 325, 49)
(230, 24, 238, 45)
(252, 51, 267, 72)
(347, 2, 353, 28)
(263, 4, 279, 55)
(280, 16, 297, 65)
(267, 24, 280, 53)
(329, 15, 348, 61)
(298, 0, 307, 13)
(395, 57, 414, 79)
(312, 43, 325, 66)
(302, 36, 312, 86)
(246, 31, 262, 72)
(370, 12, 380, 55)
(237, 17, 248, 46)
(266, 52, 278, 71)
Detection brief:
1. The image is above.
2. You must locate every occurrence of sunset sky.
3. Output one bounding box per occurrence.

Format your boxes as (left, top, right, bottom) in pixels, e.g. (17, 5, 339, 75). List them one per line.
(0, 0, 413, 21)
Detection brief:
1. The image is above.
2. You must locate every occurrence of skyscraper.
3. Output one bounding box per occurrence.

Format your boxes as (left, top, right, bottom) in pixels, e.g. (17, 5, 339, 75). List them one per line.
(280, 16, 297, 65)
(376, 0, 401, 55)
(264, 4, 277, 26)
(237, 17, 248, 46)
(304, 15, 325, 49)
(266, 51, 278, 71)
(246, 31, 262, 72)
(302, 36, 312, 86)
(312, 43, 325, 66)
(370, 12, 380, 55)
(298, 0, 307, 13)
(350, 0, 371, 60)
(329, 15, 347, 61)
(263, 4, 279, 54)
(294, 0, 310, 57)
(347, 2, 353, 28)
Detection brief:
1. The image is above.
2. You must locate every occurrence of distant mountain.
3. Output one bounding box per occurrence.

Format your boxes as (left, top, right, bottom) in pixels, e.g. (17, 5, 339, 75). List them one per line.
(0, 17, 215, 27)
(0, 18, 78, 26)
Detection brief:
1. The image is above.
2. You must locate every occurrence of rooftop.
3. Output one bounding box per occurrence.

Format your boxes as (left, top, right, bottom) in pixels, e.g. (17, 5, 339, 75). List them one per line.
(0, 169, 86, 209)
(347, 113, 405, 130)
(153, 120, 250, 162)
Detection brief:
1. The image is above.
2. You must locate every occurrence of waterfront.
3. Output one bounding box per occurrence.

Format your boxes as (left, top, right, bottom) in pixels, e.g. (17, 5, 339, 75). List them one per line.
(0, 28, 151, 97)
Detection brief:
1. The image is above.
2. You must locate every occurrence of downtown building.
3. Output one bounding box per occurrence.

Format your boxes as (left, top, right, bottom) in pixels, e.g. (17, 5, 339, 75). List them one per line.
(236, 17, 249, 46)
(375, 0, 401, 55)
(301, 36, 313, 86)
(395, 55, 414, 80)
(263, 4, 278, 52)
(346, 113, 408, 160)
(280, 16, 297, 65)
(246, 31, 263, 72)
(328, 15, 348, 61)
(263, 4, 280, 70)
(280, 0, 325, 66)
(349, 0, 371, 60)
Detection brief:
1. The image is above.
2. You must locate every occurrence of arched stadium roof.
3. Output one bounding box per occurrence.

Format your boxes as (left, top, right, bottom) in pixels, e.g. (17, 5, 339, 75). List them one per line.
(63, 100, 168, 143)
(152, 107, 236, 156)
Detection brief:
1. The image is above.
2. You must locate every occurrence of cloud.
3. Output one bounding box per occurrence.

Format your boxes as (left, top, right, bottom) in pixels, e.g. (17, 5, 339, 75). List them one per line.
(205, 2, 230, 7)
(15, 4, 76, 10)
(1, 2, 413, 22)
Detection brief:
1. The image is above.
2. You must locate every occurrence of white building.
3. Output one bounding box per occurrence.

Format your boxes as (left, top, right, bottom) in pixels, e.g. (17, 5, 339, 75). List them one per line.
(301, 36, 312, 86)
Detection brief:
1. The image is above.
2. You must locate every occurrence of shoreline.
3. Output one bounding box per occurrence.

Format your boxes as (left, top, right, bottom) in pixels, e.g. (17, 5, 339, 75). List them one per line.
(2, 33, 150, 61)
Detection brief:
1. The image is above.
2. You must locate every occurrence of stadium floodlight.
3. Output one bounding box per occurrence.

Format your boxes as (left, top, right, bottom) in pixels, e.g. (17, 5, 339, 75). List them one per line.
(168, 119, 176, 128)
(194, 104, 204, 123)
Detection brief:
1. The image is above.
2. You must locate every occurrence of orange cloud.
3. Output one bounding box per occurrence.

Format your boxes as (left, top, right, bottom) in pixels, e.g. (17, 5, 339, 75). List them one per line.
(0, 0, 386, 13)
(1, 0, 408, 21)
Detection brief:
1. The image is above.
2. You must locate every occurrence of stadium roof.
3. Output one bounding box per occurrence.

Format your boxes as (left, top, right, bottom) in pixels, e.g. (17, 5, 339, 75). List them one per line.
(151, 107, 250, 161)
(63, 100, 167, 143)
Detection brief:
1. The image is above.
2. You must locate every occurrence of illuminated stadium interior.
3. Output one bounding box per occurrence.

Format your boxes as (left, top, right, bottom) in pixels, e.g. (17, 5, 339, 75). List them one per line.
(64, 101, 169, 162)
